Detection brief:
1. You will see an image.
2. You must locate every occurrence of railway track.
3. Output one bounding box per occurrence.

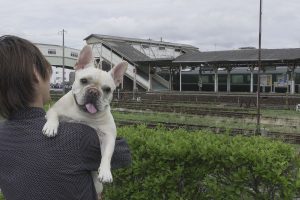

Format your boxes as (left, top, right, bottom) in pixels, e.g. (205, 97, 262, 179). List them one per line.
(112, 100, 300, 126)
(112, 100, 255, 112)
(51, 91, 300, 109)
(116, 120, 300, 144)
(112, 102, 257, 118)
(114, 91, 300, 109)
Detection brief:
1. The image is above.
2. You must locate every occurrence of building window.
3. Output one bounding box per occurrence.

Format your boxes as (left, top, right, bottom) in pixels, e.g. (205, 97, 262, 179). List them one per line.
(175, 48, 181, 52)
(71, 52, 78, 58)
(142, 45, 149, 49)
(232, 75, 244, 84)
(48, 49, 56, 55)
(159, 46, 165, 50)
(202, 75, 209, 83)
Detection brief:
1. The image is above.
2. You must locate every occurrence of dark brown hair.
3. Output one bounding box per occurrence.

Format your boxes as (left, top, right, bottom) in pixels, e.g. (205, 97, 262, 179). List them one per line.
(0, 35, 52, 118)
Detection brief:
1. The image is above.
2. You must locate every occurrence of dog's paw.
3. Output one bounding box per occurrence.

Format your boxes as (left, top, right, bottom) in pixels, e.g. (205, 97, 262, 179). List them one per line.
(98, 168, 113, 183)
(42, 121, 59, 137)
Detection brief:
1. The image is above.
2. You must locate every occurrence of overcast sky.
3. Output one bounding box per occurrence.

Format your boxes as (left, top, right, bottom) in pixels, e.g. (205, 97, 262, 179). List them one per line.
(1, 0, 299, 51)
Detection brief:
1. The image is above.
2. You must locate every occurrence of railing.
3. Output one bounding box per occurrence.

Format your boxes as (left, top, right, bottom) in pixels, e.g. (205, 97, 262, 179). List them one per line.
(91, 43, 169, 90)
(92, 43, 149, 90)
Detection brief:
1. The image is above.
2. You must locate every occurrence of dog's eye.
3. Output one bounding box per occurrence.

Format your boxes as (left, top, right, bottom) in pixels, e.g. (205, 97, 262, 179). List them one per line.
(102, 86, 111, 93)
(80, 78, 88, 84)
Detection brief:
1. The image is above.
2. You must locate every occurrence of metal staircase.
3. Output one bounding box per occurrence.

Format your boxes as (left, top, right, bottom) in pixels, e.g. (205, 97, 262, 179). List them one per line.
(90, 43, 169, 91)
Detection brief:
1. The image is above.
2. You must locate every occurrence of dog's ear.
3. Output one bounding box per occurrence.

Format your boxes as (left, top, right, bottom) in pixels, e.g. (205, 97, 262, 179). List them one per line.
(110, 62, 128, 87)
(74, 45, 93, 70)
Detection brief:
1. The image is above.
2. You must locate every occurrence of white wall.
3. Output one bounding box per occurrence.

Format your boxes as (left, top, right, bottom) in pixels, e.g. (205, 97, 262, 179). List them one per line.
(35, 43, 80, 60)
(50, 66, 74, 84)
(35, 43, 79, 67)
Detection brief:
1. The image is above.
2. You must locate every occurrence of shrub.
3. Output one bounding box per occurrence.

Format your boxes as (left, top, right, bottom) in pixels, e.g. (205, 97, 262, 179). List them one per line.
(104, 125, 300, 200)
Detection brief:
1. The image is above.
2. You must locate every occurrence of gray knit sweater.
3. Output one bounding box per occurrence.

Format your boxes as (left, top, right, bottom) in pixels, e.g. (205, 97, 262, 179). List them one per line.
(0, 107, 131, 200)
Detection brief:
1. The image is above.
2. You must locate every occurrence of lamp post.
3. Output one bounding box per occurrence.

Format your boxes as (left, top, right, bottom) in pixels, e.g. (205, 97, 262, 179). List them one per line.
(256, 0, 263, 135)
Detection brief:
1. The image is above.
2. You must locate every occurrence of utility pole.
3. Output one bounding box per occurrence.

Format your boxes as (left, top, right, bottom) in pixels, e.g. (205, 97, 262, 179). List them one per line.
(256, 0, 263, 135)
(59, 29, 67, 94)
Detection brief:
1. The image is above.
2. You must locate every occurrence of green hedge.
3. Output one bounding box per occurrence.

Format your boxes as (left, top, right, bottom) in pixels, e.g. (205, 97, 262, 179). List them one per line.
(104, 125, 300, 200)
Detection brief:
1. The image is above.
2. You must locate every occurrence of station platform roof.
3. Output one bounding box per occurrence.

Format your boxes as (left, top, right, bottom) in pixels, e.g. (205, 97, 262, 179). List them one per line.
(85, 34, 199, 66)
(173, 48, 300, 66)
(85, 34, 199, 49)
(103, 40, 150, 62)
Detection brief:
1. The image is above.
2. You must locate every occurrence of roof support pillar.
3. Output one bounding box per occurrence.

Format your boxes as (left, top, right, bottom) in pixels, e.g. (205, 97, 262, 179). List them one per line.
(169, 67, 173, 91)
(289, 64, 296, 94)
(148, 64, 152, 91)
(110, 48, 113, 69)
(198, 66, 202, 91)
(226, 66, 232, 93)
(250, 65, 254, 93)
(179, 65, 182, 92)
(93, 42, 103, 69)
(213, 65, 218, 93)
(133, 65, 137, 91)
(121, 57, 124, 89)
(100, 43, 103, 69)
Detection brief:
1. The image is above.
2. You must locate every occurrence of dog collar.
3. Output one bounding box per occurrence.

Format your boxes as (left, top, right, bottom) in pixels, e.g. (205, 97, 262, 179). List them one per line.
(73, 94, 85, 109)
(73, 94, 80, 106)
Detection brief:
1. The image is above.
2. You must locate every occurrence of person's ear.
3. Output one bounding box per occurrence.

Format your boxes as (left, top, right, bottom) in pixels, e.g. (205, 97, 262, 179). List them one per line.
(33, 66, 41, 83)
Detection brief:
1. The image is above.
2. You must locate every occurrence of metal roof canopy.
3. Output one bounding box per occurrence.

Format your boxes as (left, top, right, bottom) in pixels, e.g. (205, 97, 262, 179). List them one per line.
(103, 40, 150, 62)
(85, 34, 199, 50)
(173, 48, 300, 67)
(85, 34, 195, 67)
(135, 58, 175, 67)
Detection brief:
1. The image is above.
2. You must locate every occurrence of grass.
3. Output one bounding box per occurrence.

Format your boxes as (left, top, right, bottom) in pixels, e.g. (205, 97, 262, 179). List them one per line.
(173, 102, 300, 120)
(261, 108, 300, 119)
(0, 193, 4, 200)
(112, 109, 300, 134)
(44, 100, 55, 111)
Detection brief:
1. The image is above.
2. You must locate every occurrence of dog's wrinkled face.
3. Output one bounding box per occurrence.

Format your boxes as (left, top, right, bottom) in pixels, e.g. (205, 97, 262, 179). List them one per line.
(72, 67, 114, 113)
(72, 45, 128, 114)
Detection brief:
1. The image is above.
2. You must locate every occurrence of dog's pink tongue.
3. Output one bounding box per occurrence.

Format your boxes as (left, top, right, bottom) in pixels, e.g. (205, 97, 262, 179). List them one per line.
(85, 103, 97, 114)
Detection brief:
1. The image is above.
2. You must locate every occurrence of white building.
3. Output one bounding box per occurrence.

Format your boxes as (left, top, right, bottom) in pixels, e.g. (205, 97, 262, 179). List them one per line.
(34, 43, 80, 84)
(50, 67, 74, 84)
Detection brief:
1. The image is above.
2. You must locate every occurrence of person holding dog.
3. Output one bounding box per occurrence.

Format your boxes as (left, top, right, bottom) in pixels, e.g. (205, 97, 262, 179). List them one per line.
(0, 35, 131, 200)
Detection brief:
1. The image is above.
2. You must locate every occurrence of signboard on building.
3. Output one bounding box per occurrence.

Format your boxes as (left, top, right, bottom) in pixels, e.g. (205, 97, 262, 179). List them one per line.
(260, 75, 272, 86)
(275, 74, 289, 87)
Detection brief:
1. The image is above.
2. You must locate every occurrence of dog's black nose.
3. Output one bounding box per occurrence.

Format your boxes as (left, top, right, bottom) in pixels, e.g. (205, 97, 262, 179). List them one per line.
(88, 88, 100, 97)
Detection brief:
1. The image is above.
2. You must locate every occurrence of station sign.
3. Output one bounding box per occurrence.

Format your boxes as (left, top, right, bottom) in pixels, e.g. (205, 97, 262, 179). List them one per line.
(275, 74, 289, 87)
(260, 75, 272, 86)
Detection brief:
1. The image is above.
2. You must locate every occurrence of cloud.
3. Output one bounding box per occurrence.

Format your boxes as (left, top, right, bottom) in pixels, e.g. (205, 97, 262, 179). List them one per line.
(1, 0, 299, 50)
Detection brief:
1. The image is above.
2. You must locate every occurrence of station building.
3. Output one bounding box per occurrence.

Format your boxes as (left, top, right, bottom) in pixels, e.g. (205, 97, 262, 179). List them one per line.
(35, 35, 300, 94)
(84, 34, 199, 91)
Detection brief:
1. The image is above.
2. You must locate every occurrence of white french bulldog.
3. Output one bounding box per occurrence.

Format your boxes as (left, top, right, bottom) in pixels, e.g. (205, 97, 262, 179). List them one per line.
(42, 45, 128, 193)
